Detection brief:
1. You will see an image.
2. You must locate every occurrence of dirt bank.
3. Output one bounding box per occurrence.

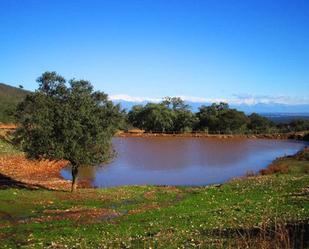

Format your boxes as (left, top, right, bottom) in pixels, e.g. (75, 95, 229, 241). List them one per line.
(1, 125, 307, 140)
(0, 155, 71, 190)
(116, 131, 308, 140)
(0, 124, 17, 129)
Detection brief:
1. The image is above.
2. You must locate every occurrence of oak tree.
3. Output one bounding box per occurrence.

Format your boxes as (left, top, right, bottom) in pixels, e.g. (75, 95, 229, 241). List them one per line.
(14, 72, 122, 192)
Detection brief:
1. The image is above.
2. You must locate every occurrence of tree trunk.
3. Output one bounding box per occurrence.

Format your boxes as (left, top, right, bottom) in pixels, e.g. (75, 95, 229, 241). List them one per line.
(71, 165, 79, 192)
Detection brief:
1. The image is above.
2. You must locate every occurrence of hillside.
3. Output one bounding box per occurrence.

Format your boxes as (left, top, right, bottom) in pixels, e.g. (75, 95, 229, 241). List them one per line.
(0, 83, 30, 123)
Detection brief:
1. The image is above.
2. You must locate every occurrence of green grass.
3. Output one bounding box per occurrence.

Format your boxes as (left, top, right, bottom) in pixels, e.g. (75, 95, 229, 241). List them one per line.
(1, 169, 308, 248)
(0, 139, 309, 248)
(0, 139, 22, 156)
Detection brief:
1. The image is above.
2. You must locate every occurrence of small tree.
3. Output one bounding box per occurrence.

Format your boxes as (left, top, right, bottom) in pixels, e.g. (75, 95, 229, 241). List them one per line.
(248, 113, 275, 134)
(14, 72, 122, 192)
(196, 103, 249, 134)
(128, 105, 146, 129)
(162, 96, 189, 110)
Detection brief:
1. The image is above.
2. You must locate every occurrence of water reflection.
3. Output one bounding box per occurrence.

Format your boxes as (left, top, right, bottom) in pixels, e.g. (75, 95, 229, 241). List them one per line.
(61, 137, 307, 187)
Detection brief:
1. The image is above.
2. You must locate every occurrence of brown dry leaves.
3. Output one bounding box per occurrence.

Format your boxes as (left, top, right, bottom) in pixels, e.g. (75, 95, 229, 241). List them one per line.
(0, 124, 17, 129)
(0, 155, 70, 190)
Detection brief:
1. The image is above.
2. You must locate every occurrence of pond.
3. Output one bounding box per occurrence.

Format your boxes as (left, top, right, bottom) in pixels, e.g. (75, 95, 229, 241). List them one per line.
(61, 137, 307, 187)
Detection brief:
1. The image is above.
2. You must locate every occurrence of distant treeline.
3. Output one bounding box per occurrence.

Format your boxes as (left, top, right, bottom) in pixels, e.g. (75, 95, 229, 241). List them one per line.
(126, 97, 309, 134)
(262, 114, 309, 124)
(0, 83, 308, 134)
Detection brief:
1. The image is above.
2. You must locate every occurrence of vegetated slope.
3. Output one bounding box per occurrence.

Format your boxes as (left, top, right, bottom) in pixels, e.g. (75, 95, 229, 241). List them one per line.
(0, 83, 30, 123)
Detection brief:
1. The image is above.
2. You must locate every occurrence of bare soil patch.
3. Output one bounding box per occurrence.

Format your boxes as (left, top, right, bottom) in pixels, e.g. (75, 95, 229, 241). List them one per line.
(0, 155, 70, 190)
(0, 124, 17, 129)
(0, 207, 120, 227)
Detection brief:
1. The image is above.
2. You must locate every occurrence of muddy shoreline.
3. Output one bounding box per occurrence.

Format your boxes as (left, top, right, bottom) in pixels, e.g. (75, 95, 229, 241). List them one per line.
(116, 131, 308, 140)
(1, 125, 307, 140)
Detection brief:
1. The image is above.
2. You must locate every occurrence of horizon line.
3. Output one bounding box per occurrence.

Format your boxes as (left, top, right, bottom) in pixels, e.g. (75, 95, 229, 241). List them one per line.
(109, 94, 309, 106)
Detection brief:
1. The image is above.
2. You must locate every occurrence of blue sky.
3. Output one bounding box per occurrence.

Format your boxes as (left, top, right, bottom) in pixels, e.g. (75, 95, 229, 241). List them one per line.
(0, 0, 308, 105)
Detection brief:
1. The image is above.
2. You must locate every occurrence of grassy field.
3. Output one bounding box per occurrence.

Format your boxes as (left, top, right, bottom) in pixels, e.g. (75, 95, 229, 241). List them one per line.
(0, 139, 309, 248)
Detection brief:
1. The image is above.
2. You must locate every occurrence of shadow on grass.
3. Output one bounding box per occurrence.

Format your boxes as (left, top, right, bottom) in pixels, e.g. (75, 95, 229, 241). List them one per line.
(0, 173, 67, 192)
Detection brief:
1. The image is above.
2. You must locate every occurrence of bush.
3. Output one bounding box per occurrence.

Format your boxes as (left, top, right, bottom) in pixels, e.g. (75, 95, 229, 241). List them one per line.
(260, 163, 289, 175)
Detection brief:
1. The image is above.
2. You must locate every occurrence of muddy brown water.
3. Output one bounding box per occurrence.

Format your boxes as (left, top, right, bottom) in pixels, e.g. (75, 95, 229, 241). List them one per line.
(61, 137, 308, 188)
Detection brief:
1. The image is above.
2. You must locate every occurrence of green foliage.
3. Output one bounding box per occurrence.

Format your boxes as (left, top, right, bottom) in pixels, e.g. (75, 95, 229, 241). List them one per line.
(0, 139, 22, 156)
(127, 105, 145, 129)
(279, 119, 309, 132)
(14, 71, 123, 167)
(196, 103, 249, 134)
(219, 109, 249, 134)
(162, 96, 189, 110)
(0, 83, 30, 123)
(127, 99, 309, 134)
(248, 113, 276, 133)
(131, 103, 175, 132)
(173, 108, 197, 132)
(128, 97, 197, 132)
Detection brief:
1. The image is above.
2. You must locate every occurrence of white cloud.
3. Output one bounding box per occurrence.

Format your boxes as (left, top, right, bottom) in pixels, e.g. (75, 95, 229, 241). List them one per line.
(177, 96, 223, 103)
(109, 94, 309, 105)
(109, 94, 161, 103)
